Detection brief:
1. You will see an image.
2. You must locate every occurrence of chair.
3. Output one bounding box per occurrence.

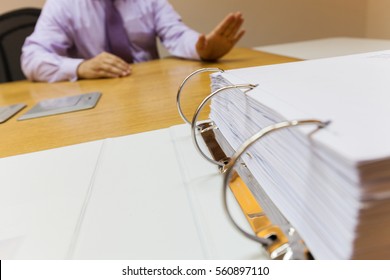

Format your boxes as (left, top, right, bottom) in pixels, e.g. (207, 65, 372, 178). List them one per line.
(0, 8, 41, 83)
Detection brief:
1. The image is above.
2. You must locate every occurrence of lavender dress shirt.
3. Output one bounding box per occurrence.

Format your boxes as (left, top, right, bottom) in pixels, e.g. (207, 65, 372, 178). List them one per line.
(21, 0, 200, 82)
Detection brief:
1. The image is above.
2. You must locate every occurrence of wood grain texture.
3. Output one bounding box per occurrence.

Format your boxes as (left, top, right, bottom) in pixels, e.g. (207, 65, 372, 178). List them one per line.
(0, 48, 297, 158)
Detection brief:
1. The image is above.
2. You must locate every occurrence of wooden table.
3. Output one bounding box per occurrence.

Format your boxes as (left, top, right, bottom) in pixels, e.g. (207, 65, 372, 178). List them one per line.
(0, 48, 297, 158)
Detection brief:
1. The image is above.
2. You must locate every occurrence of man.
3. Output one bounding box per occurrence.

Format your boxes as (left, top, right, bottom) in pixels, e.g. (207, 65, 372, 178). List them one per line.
(21, 0, 245, 83)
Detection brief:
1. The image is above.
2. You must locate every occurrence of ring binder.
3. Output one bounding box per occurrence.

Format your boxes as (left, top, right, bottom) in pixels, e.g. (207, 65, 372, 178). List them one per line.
(180, 51, 390, 259)
(176, 68, 330, 259)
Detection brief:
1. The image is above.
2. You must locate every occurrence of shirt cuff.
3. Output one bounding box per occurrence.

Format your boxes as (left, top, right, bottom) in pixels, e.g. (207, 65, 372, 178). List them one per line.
(186, 31, 201, 60)
(60, 58, 84, 82)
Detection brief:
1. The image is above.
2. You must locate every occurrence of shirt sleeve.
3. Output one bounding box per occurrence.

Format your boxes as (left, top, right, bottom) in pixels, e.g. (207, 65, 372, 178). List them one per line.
(21, 0, 83, 82)
(152, 0, 200, 60)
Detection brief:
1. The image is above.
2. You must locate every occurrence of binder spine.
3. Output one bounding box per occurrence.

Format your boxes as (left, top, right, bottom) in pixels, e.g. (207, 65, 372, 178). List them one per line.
(176, 68, 329, 260)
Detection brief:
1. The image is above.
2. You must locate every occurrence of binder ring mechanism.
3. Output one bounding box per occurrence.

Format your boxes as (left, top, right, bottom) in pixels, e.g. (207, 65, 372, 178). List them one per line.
(176, 68, 258, 167)
(222, 119, 330, 256)
(177, 68, 223, 125)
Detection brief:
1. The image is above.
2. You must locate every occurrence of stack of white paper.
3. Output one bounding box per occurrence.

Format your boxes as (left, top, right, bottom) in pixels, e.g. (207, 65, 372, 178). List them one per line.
(209, 51, 390, 259)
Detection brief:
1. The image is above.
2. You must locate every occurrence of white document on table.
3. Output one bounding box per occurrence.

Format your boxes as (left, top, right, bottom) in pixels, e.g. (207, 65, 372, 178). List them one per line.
(0, 124, 265, 260)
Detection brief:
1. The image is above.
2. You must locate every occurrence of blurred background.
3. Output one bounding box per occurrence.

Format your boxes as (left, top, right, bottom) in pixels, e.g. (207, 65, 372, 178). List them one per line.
(2, 0, 390, 47)
(3, 0, 390, 62)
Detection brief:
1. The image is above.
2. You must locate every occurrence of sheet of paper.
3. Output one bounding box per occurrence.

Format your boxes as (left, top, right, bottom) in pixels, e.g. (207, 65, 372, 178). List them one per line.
(0, 140, 104, 259)
(0, 123, 265, 259)
(71, 125, 264, 259)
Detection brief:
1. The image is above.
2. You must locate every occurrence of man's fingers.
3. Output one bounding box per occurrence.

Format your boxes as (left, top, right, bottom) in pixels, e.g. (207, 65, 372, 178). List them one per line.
(96, 69, 119, 78)
(100, 52, 131, 74)
(232, 29, 246, 44)
(215, 13, 235, 36)
(96, 62, 131, 78)
(221, 14, 244, 39)
(77, 51, 132, 79)
(215, 12, 243, 37)
(101, 61, 130, 77)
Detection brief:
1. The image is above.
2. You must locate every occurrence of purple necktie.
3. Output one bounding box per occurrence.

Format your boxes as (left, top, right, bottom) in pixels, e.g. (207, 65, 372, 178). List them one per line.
(104, 0, 133, 63)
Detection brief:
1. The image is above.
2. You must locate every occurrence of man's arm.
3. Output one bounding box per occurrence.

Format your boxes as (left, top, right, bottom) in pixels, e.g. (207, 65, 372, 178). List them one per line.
(21, 0, 82, 82)
(153, 0, 201, 60)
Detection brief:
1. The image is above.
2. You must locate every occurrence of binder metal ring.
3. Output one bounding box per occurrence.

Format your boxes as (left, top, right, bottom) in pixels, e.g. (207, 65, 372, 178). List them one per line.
(191, 84, 258, 167)
(177, 68, 223, 125)
(222, 119, 329, 250)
